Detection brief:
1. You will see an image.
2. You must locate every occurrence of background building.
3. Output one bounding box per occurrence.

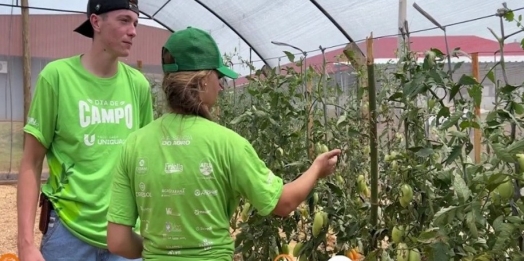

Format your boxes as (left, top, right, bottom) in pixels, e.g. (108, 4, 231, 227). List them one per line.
(233, 35, 524, 112)
(0, 14, 170, 121)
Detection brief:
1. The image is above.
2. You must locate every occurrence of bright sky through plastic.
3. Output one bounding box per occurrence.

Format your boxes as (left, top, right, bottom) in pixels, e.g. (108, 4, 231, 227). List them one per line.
(1, 0, 524, 76)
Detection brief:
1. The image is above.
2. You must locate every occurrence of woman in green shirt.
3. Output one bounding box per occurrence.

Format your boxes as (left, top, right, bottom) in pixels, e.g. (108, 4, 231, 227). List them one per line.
(106, 26, 341, 260)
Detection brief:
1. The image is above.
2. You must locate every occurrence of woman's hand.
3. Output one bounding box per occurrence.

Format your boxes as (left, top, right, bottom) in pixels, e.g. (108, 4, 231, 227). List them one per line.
(312, 149, 341, 179)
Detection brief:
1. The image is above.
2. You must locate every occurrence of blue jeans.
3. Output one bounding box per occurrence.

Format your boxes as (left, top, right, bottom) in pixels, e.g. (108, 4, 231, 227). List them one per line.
(40, 210, 142, 261)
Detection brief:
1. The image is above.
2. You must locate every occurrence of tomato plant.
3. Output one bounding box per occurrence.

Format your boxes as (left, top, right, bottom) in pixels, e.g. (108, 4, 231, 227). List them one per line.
(216, 51, 371, 261)
(148, 77, 167, 120)
(147, 4, 524, 261)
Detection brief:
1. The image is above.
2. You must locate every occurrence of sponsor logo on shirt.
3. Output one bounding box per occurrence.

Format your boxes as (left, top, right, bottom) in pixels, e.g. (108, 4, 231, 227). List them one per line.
(200, 239, 213, 251)
(84, 134, 95, 146)
(142, 220, 150, 232)
(165, 208, 181, 216)
(140, 206, 152, 212)
(166, 245, 183, 255)
(83, 134, 125, 146)
(194, 189, 218, 197)
(161, 135, 192, 146)
(165, 163, 183, 174)
(196, 226, 213, 231)
(194, 209, 212, 215)
(161, 188, 186, 197)
(136, 182, 152, 198)
(27, 117, 38, 127)
(136, 158, 148, 174)
(167, 250, 181, 256)
(199, 161, 214, 179)
(164, 222, 182, 233)
(162, 235, 187, 240)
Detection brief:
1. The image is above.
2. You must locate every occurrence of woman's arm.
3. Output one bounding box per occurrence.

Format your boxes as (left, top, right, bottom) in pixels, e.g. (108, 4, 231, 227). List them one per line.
(271, 165, 320, 217)
(230, 138, 340, 218)
(107, 222, 143, 259)
(106, 139, 142, 258)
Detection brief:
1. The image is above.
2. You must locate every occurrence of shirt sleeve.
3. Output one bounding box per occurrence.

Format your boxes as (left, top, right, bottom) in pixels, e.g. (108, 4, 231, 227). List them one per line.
(107, 139, 138, 226)
(138, 76, 154, 128)
(23, 71, 58, 148)
(230, 138, 284, 216)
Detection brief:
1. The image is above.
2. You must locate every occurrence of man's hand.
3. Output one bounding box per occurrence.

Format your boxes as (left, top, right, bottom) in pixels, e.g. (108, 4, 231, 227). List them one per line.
(18, 244, 45, 261)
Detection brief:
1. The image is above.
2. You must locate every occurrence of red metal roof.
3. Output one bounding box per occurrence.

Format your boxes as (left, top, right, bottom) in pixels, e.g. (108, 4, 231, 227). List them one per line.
(0, 14, 171, 66)
(365, 35, 523, 58)
(232, 35, 524, 86)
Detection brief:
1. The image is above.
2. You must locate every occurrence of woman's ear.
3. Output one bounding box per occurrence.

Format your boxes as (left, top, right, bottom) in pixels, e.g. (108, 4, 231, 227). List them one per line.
(199, 78, 208, 91)
(200, 82, 207, 92)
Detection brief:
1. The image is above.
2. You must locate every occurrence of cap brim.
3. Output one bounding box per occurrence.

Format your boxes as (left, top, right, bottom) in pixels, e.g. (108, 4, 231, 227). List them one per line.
(216, 65, 239, 79)
(74, 19, 94, 38)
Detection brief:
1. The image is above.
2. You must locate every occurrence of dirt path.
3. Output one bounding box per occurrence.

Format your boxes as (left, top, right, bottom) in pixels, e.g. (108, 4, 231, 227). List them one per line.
(0, 185, 42, 255)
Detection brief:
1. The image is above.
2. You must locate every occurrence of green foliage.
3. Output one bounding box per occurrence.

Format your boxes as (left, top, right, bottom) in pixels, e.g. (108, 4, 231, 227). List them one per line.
(146, 76, 167, 119)
(147, 5, 524, 260)
(217, 57, 371, 261)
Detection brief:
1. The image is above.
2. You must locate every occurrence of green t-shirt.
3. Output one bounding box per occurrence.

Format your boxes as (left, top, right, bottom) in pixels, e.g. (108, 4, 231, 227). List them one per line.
(23, 55, 154, 248)
(107, 113, 284, 261)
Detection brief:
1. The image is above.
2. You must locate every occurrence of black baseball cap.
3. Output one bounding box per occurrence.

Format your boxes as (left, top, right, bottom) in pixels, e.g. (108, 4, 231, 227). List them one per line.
(74, 0, 140, 38)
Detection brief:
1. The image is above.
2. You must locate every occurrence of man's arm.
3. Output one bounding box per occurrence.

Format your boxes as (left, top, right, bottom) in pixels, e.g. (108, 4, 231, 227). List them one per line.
(17, 134, 47, 249)
(16, 68, 58, 253)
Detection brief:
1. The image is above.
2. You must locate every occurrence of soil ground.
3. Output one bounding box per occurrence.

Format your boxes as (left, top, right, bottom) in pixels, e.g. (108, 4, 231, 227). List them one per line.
(0, 184, 42, 256)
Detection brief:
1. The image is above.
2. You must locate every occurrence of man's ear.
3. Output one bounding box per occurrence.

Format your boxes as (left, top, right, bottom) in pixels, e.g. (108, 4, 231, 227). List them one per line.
(90, 14, 103, 34)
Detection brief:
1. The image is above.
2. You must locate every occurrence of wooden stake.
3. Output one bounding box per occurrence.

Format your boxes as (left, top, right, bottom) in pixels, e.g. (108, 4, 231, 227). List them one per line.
(397, 0, 407, 58)
(307, 80, 315, 160)
(137, 60, 143, 72)
(21, 0, 31, 146)
(366, 33, 379, 228)
(471, 53, 481, 163)
(342, 42, 368, 120)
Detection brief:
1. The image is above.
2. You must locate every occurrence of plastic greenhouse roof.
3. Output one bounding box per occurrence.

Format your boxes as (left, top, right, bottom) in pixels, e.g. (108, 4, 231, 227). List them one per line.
(2, 0, 524, 76)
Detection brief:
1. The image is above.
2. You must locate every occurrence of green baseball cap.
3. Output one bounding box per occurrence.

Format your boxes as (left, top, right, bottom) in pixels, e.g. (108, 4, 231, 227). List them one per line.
(162, 27, 239, 79)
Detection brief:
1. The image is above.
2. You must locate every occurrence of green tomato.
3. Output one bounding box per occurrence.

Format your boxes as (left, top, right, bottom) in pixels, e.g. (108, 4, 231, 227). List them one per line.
(391, 225, 404, 243)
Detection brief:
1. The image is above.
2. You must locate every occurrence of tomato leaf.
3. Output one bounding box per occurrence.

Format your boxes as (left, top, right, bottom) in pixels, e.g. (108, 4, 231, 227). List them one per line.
(429, 241, 450, 261)
(439, 111, 462, 130)
(491, 143, 515, 163)
(507, 139, 524, 154)
(444, 145, 463, 165)
(325, 182, 344, 198)
(433, 206, 458, 226)
(453, 172, 471, 204)
(466, 212, 478, 239)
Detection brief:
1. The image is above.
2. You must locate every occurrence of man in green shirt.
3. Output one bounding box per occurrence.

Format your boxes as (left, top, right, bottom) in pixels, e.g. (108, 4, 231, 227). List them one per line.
(106, 27, 341, 261)
(16, 0, 152, 260)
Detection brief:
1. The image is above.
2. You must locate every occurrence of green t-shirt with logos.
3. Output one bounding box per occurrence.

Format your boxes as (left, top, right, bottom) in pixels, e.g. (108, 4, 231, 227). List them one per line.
(107, 113, 284, 261)
(23, 55, 154, 248)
